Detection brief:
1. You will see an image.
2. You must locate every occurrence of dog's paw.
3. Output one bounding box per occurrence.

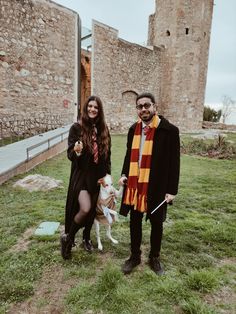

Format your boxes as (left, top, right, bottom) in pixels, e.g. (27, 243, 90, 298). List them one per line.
(98, 244, 103, 251)
(111, 239, 118, 244)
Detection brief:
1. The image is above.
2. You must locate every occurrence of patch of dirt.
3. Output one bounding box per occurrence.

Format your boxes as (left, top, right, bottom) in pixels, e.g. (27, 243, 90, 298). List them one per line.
(7, 225, 76, 313)
(173, 305, 184, 314)
(204, 257, 236, 313)
(217, 257, 236, 267)
(7, 265, 76, 314)
(9, 224, 65, 254)
(204, 286, 236, 313)
(9, 227, 35, 253)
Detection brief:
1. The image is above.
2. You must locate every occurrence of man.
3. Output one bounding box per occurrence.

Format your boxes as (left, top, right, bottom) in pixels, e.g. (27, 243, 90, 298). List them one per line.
(119, 92, 180, 275)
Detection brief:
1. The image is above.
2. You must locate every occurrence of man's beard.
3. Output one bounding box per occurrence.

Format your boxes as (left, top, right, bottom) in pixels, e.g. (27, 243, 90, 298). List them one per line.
(140, 112, 155, 122)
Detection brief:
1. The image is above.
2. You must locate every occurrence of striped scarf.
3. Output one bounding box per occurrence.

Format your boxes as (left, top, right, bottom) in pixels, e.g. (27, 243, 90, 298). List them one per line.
(123, 114, 159, 212)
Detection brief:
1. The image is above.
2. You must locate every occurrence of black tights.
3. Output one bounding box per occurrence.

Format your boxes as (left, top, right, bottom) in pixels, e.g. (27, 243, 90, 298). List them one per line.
(68, 190, 97, 242)
(74, 190, 92, 225)
(83, 209, 96, 240)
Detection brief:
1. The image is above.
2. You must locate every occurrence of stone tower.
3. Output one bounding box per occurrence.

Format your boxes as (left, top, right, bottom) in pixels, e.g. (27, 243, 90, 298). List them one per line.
(148, 0, 214, 131)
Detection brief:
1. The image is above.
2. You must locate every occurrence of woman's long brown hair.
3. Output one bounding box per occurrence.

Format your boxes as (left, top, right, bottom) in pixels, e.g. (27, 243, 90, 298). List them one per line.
(81, 96, 110, 158)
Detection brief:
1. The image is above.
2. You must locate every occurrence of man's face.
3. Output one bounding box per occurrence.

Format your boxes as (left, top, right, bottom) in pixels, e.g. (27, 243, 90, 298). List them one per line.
(136, 97, 156, 122)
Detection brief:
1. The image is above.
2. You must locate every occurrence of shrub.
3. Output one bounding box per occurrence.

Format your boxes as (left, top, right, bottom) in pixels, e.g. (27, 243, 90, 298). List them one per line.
(203, 106, 221, 122)
(181, 135, 236, 159)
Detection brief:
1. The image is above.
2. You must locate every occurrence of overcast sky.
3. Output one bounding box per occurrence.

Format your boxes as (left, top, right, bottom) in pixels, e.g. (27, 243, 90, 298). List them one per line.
(54, 0, 236, 110)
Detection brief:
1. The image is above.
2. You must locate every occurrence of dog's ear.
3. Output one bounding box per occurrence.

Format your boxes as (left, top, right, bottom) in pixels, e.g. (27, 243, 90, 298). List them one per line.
(97, 178, 104, 186)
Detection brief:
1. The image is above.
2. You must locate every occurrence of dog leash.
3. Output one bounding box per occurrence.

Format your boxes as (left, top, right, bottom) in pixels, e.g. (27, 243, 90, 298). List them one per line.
(151, 199, 167, 215)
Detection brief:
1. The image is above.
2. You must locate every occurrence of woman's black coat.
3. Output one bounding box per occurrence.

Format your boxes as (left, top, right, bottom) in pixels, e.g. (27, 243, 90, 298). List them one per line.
(65, 123, 111, 233)
(120, 116, 180, 221)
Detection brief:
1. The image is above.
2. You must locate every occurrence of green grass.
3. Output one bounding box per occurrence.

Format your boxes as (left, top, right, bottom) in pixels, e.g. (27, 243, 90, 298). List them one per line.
(0, 134, 236, 313)
(0, 136, 25, 147)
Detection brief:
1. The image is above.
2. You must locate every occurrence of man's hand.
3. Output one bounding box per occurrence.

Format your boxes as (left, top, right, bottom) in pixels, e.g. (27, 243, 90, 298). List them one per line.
(165, 194, 175, 203)
(118, 175, 128, 186)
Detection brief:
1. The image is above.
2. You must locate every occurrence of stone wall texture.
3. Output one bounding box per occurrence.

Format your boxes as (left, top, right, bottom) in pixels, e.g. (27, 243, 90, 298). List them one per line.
(0, 0, 78, 137)
(92, 21, 163, 132)
(148, 0, 214, 131)
(92, 0, 214, 132)
(0, 0, 214, 137)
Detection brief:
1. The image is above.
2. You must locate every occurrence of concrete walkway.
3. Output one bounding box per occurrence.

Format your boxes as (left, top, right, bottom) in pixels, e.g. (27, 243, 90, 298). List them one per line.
(0, 125, 70, 179)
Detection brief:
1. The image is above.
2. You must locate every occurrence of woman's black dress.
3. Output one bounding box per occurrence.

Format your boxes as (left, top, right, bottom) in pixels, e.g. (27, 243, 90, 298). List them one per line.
(64, 122, 111, 233)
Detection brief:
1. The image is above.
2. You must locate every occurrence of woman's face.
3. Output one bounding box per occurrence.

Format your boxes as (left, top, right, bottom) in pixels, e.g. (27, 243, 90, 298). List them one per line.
(87, 100, 99, 119)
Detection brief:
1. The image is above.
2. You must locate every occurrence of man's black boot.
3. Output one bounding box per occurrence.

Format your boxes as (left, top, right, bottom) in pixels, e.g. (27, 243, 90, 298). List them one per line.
(122, 255, 141, 275)
(149, 257, 164, 275)
(60, 234, 73, 260)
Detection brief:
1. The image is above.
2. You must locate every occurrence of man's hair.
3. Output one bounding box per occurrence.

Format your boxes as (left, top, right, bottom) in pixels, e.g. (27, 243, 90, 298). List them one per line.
(136, 92, 156, 104)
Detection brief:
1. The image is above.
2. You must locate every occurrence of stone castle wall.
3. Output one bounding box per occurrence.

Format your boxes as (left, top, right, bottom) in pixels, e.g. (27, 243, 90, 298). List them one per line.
(92, 1, 213, 132)
(0, 0, 214, 136)
(0, 113, 63, 139)
(0, 0, 78, 137)
(148, 0, 214, 131)
(92, 21, 163, 132)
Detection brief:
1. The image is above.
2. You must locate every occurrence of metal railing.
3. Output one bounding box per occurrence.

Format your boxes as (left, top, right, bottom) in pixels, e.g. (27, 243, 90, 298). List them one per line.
(26, 130, 68, 161)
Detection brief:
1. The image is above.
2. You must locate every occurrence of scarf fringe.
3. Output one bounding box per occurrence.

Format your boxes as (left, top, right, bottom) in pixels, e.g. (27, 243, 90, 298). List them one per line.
(124, 188, 147, 212)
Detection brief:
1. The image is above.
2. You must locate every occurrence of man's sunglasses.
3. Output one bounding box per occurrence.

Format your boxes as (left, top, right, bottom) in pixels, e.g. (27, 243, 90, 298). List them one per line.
(136, 102, 153, 110)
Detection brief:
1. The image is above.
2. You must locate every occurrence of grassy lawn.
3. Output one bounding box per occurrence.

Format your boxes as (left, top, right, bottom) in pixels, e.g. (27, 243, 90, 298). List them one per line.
(0, 134, 235, 314)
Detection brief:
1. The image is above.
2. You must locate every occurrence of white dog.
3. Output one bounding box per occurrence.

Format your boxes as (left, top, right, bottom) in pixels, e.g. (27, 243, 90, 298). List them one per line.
(95, 174, 123, 251)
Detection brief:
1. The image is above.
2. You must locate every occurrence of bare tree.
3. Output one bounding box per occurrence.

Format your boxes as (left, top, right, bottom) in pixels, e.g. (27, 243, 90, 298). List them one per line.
(221, 95, 235, 123)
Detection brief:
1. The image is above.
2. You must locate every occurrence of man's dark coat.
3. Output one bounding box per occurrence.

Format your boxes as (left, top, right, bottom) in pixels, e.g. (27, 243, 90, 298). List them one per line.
(120, 115, 180, 221)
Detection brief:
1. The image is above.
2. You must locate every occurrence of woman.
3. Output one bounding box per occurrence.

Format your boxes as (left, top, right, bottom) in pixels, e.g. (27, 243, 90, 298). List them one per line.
(61, 95, 111, 260)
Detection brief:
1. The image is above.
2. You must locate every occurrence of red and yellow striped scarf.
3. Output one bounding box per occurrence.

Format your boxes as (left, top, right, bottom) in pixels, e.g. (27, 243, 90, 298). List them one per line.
(123, 115, 159, 212)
